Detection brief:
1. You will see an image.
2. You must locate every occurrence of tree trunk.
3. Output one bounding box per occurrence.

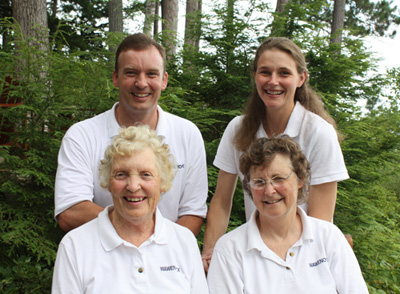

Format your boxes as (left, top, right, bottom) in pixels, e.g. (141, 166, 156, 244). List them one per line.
(1, 0, 12, 51)
(275, 0, 290, 13)
(154, 1, 160, 36)
(13, 0, 48, 51)
(226, 0, 234, 74)
(12, 0, 49, 78)
(144, 0, 156, 36)
(331, 0, 346, 45)
(51, 0, 58, 19)
(195, 0, 202, 48)
(184, 0, 202, 50)
(108, 0, 123, 33)
(162, 0, 179, 59)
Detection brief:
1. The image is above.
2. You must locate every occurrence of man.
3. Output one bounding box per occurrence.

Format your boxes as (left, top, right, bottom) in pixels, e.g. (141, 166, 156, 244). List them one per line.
(54, 33, 207, 236)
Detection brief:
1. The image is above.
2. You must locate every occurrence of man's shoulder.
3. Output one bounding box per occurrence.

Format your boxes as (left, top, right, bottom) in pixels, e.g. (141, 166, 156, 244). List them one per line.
(158, 107, 203, 140)
(162, 109, 198, 128)
(65, 109, 112, 137)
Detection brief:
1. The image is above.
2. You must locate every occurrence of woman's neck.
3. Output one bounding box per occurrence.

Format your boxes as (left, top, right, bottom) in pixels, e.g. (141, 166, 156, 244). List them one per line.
(257, 211, 302, 260)
(109, 210, 155, 247)
(263, 102, 295, 137)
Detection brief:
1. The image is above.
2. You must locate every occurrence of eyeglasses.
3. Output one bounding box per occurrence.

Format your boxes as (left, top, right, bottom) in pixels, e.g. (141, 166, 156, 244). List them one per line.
(249, 171, 293, 190)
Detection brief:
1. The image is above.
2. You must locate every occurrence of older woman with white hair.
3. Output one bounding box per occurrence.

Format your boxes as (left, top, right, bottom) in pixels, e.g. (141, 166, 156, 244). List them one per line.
(52, 125, 208, 293)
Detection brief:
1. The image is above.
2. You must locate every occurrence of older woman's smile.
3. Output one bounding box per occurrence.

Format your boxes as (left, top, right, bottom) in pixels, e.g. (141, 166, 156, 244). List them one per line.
(263, 198, 282, 205)
(124, 196, 146, 203)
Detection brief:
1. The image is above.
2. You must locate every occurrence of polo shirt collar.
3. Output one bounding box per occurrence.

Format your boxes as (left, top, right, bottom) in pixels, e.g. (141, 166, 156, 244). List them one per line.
(245, 206, 314, 255)
(146, 208, 168, 245)
(246, 210, 267, 253)
(98, 206, 168, 252)
(294, 206, 314, 246)
(256, 101, 305, 139)
(108, 103, 167, 138)
(155, 105, 167, 137)
(107, 102, 120, 138)
(285, 102, 306, 138)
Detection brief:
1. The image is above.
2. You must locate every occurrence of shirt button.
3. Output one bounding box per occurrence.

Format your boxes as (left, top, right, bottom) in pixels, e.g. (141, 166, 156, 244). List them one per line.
(286, 266, 291, 270)
(289, 252, 294, 257)
(138, 267, 144, 273)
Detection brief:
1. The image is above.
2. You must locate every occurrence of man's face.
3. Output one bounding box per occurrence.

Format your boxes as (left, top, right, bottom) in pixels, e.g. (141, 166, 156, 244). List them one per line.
(112, 47, 168, 116)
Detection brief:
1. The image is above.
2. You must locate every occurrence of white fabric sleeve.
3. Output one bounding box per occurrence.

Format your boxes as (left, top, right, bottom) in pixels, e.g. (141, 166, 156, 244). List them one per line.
(177, 126, 208, 218)
(306, 123, 349, 185)
(207, 247, 244, 293)
(188, 236, 209, 294)
(328, 226, 369, 293)
(54, 126, 96, 219)
(52, 240, 83, 294)
(213, 116, 241, 175)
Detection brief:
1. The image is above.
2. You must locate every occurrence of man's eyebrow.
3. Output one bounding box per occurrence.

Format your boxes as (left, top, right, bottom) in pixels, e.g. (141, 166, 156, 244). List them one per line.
(123, 67, 161, 72)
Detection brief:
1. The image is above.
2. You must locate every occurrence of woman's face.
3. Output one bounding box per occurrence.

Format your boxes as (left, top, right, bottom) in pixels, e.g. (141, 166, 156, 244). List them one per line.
(109, 148, 162, 226)
(250, 154, 302, 220)
(254, 48, 306, 115)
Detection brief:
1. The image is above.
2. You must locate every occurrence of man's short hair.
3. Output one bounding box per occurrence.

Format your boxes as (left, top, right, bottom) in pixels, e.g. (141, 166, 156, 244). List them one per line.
(114, 33, 166, 74)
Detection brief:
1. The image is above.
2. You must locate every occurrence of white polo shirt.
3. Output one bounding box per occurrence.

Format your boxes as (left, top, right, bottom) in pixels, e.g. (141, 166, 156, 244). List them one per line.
(55, 103, 208, 222)
(52, 207, 209, 294)
(213, 102, 349, 219)
(207, 207, 368, 294)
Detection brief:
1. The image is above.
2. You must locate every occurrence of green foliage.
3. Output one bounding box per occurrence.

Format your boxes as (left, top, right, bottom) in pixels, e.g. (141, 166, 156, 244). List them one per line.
(337, 105, 400, 293)
(270, 0, 400, 39)
(270, 0, 331, 38)
(345, 0, 400, 37)
(185, 0, 270, 109)
(0, 0, 400, 292)
(48, 0, 109, 53)
(0, 25, 118, 293)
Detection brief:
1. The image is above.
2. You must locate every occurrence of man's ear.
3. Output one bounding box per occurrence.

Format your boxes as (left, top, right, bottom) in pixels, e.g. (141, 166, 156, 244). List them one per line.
(112, 70, 119, 88)
(161, 72, 168, 90)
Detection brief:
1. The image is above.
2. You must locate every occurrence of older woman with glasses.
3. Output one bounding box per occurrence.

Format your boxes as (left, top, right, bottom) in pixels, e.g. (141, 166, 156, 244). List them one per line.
(52, 125, 208, 294)
(207, 136, 367, 294)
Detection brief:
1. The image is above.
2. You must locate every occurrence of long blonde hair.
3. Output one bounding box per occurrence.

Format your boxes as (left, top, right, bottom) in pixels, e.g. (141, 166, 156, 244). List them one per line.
(234, 37, 339, 152)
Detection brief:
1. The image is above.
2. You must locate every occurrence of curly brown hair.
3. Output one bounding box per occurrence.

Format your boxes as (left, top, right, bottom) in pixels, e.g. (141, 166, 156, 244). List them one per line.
(239, 136, 310, 204)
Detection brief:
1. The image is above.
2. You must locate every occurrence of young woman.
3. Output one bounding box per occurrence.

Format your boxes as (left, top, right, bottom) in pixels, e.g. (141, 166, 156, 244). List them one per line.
(202, 37, 348, 271)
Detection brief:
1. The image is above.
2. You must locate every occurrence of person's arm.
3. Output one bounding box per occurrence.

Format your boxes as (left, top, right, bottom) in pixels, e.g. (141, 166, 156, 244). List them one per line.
(202, 170, 238, 272)
(55, 124, 107, 232)
(328, 225, 369, 293)
(308, 181, 337, 222)
(58, 201, 104, 232)
(52, 241, 84, 293)
(177, 215, 204, 236)
(207, 247, 243, 293)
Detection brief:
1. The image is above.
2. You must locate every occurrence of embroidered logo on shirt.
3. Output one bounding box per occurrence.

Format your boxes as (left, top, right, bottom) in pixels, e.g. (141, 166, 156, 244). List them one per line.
(177, 164, 185, 169)
(309, 257, 327, 267)
(160, 265, 181, 272)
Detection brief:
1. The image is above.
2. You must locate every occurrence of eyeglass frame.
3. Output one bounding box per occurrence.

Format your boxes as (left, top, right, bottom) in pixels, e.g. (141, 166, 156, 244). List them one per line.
(248, 171, 294, 190)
